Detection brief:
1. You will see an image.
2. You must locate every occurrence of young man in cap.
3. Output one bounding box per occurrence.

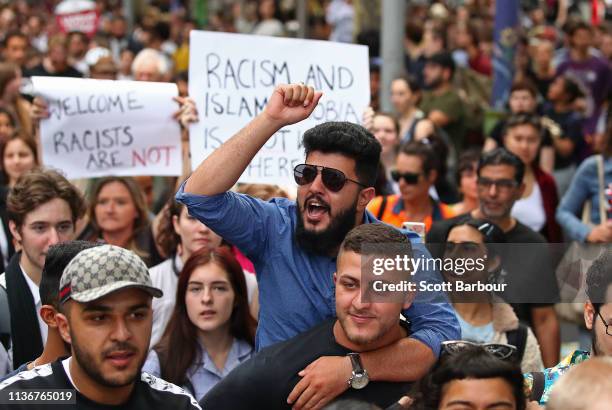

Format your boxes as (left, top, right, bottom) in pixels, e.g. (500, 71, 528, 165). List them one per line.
(0, 241, 99, 381)
(0, 245, 201, 410)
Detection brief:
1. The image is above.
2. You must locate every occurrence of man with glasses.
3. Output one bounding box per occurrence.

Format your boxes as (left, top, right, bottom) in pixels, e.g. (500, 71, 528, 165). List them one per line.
(367, 140, 455, 232)
(524, 249, 612, 406)
(177, 83, 459, 409)
(428, 148, 560, 367)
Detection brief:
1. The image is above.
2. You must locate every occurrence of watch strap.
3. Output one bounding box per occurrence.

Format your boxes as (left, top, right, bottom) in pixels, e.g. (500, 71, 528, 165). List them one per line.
(348, 352, 364, 372)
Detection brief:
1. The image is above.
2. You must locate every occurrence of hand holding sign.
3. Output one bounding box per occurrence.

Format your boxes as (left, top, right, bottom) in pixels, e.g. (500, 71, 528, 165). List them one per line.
(33, 76, 182, 179)
(263, 84, 323, 128)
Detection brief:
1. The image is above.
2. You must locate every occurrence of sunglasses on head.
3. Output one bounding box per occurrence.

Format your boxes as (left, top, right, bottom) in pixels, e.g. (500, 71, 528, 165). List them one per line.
(390, 170, 421, 184)
(293, 164, 367, 192)
(441, 340, 517, 360)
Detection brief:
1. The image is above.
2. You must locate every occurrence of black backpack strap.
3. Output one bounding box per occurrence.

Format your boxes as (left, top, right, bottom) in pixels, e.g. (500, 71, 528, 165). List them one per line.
(0, 283, 10, 352)
(528, 371, 546, 403)
(505, 323, 528, 364)
(377, 196, 388, 221)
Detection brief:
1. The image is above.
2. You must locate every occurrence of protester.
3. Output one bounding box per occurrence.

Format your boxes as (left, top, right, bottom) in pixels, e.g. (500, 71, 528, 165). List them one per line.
(1, 31, 28, 70)
(428, 148, 560, 367)
(24, 34, 83, 78)
(412, 128, 459, 204)
(0, 169, 84, 370)
(367, 140, 455, 231)
(0, 245, 202, 409)
(502, 114, 562, 242)
(370, 112, 400, 178)
(252, 0, 285, 37)
(545, 358, 612, 410)
(0, 240, 99, 381)
(542, 75, 585, 196)
(525, 39, 556, 98)
(389, 75, 423, 141)
(556, 118, 612, 243)
(410, 344, 526, 410)
(450, 148, 481, 215)
(150, 198, 257, 347)
(0, 107, 16, 142)
(131, 47, 169, 82)
(0, 61, 32, 137)
(484, 81, 555, 171)
(419, 52, 466, 154)
(178, 83, 459, 409)
(556, 21, 612, 140)
(0, 134, 37, 187)
(442, 219, 543, 372)
(67, 31, 90, 76)
(144, 247, 256, 401)
(524, 249, 612, 405)
(81, 177, 159, 264)
(201, 224, 415, 409)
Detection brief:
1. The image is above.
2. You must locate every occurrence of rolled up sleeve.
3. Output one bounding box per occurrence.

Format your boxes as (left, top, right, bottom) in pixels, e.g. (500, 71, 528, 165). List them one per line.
(175, 181, 286, 260)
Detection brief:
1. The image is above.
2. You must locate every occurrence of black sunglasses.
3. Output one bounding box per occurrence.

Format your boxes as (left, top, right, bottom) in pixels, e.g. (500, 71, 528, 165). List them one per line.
(390, 170, 421, 184)
(442, 340, 517, 360)
(293, 164, 367, 192)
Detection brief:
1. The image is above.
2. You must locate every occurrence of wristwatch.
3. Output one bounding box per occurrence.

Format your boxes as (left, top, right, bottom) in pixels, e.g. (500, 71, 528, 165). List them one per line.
(347, 353, 369, 389)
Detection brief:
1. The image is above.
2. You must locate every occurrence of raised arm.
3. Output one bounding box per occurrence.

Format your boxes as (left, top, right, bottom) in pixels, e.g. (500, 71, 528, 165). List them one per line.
(184, 84, 322, 196)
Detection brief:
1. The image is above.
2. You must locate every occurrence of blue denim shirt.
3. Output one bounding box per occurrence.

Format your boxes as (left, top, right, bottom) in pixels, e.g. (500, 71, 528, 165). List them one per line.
(556, 155, 612, 242)
(176, 183, 459, 357)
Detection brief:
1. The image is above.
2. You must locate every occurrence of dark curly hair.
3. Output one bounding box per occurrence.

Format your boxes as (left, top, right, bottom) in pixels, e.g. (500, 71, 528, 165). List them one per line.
(586, 249, 612, 313)
(302, 121, 381, 187)
(411, 345, 525, 410)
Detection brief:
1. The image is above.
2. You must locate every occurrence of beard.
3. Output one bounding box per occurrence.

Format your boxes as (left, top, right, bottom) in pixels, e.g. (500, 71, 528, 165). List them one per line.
(295, 196, 358, 256)
(425, 76, 443, 90)
(338, 313, 394, 347)
(71, 330, 144, 388)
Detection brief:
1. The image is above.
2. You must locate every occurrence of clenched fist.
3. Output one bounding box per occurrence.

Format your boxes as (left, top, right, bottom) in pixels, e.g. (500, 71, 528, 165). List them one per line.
(263, 83, 323, 128)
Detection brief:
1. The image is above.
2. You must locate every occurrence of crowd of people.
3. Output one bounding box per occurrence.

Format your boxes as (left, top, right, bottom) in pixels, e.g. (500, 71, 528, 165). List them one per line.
(0, 0, 610, 409)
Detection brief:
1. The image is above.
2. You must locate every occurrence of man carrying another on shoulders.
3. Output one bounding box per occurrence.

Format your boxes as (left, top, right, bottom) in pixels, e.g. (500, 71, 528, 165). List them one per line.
(176, 83, 460, 409)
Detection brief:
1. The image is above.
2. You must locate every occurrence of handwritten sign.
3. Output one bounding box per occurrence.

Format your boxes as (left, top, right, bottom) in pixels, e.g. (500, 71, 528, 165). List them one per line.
(32, 77, 182, 179)
(188, 30, 369, 185)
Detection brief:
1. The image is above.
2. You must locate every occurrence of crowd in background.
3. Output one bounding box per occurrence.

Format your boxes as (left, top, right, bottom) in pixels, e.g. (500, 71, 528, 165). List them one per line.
(0, 0, 610, 409)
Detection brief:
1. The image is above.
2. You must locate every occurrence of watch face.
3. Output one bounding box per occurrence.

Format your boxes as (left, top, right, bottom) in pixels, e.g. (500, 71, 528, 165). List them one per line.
(351, 373, 369, 389)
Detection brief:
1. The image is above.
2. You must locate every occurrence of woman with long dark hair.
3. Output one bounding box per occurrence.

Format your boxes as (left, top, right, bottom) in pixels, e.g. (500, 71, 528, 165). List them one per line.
(150, 198, 257, 347)
(143, 247, 256, 401)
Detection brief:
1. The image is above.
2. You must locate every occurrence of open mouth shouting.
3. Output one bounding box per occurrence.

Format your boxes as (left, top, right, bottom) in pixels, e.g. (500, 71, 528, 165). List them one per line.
(304, 197, 331, 225)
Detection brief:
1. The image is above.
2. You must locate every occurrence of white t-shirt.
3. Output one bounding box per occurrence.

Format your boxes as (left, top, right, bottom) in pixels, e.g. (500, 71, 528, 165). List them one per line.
(512, 182, 546, 233)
